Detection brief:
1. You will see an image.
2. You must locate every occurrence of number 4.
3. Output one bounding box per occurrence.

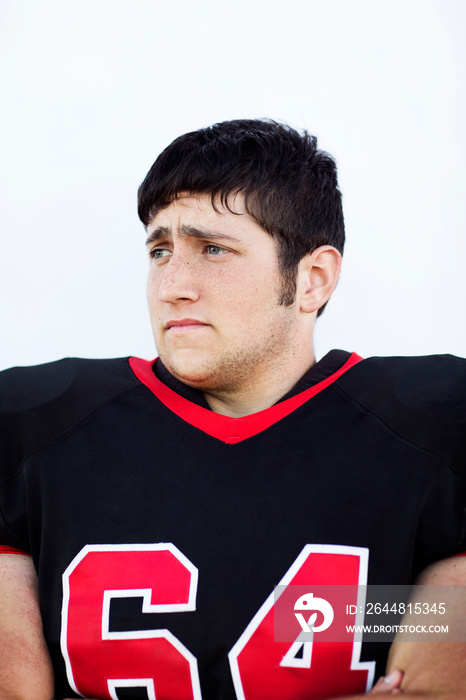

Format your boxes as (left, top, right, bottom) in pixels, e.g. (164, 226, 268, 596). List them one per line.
(229, 545, 375, 700)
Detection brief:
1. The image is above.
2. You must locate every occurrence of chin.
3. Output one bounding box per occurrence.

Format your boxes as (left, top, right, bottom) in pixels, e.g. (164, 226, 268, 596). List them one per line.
(160, 351, 217, 390)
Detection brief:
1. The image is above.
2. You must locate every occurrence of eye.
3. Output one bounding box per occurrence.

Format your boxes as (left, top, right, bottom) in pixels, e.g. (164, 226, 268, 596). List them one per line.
(149, 248, 171, 260)
(205, 245, 226, 256)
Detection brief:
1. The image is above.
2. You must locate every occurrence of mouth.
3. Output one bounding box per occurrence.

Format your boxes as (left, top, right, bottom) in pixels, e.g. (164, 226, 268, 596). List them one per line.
(165, 319, 210, 332)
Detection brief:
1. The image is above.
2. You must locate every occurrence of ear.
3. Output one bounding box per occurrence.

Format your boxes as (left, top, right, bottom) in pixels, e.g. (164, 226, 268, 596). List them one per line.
(297, 246, 342, 314)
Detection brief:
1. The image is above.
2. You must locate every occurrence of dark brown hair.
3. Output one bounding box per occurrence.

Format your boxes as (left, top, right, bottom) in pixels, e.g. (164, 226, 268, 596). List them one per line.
(138, 119, 344, 313)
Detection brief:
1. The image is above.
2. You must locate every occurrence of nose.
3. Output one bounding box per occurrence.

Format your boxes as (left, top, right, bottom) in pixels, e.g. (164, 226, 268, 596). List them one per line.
(157, 253, 200, 304)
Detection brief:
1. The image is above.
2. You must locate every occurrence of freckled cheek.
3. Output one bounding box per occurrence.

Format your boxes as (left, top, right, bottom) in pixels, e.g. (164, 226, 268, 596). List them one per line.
(220, 286, 258, 322)
(198, 268, 237, 295)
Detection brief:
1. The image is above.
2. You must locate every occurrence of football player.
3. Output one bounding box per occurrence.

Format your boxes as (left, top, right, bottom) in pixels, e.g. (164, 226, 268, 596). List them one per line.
(1, 119, 465, 700)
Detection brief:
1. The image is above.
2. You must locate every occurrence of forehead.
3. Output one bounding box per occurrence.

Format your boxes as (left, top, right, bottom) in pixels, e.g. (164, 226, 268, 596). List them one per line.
(147, 193, 254, 237)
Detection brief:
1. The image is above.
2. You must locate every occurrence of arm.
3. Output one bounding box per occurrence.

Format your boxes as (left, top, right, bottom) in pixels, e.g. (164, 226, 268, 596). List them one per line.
(384, 555, 466, 698)
(330, 556, 466, 699)
(0, 554, 54, 700)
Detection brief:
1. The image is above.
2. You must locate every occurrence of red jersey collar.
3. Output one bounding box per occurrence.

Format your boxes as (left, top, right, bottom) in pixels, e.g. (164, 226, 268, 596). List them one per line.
(129, 353, 362, 445)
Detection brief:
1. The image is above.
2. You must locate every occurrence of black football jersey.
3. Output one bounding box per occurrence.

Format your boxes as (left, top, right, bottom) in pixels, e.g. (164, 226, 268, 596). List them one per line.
(0, 351, 465, 700)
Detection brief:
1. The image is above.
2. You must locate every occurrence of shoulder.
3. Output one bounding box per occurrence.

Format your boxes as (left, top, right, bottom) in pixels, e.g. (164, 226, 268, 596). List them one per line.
(0, 357, 139, 471)
(339, 353, 466, 409)
(0, 357, 137, 416)
(336, 353, 466, 474)
(0, 356, 136, 405)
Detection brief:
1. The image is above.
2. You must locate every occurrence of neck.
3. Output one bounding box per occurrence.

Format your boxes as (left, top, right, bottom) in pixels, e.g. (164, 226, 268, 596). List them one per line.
(202, 349, 316, 417)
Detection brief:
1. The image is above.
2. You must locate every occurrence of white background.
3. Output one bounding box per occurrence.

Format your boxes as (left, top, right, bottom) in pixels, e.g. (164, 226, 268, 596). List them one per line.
(0, 0, 465, 371)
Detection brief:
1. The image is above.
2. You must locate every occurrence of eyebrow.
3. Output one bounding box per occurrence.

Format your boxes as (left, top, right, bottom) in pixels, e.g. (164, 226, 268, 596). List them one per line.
(145, 224, 241, 246)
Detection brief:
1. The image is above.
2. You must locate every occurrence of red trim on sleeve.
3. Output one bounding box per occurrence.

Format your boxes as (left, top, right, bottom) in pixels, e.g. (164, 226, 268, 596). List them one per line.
(129, 353, 363, 445)
(0, 545, 30, 555)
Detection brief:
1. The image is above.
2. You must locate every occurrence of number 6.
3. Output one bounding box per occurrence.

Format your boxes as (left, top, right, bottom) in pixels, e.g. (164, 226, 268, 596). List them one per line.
(61, 544, 201, 700)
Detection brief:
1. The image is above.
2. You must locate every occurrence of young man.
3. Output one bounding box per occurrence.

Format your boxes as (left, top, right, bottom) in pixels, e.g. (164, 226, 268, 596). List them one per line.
(0, 119, 465, 700)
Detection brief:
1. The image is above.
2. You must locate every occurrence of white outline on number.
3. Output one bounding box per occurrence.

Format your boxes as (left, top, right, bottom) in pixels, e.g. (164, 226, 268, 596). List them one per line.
(61, 543, 202, 700)
(108, 678, 156, 700)
(228, 544, 375, 700)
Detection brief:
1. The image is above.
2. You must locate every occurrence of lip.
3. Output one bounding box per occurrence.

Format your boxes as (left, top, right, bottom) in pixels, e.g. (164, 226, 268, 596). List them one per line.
(165, 318, 210, 331)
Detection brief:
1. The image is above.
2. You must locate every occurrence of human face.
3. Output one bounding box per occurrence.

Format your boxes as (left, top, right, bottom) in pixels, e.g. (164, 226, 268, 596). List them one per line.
(146, 194, 301, 394)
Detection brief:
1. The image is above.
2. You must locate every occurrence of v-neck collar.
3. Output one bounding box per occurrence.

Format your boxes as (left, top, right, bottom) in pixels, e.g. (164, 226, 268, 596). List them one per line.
(129, 352, 362, 445)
